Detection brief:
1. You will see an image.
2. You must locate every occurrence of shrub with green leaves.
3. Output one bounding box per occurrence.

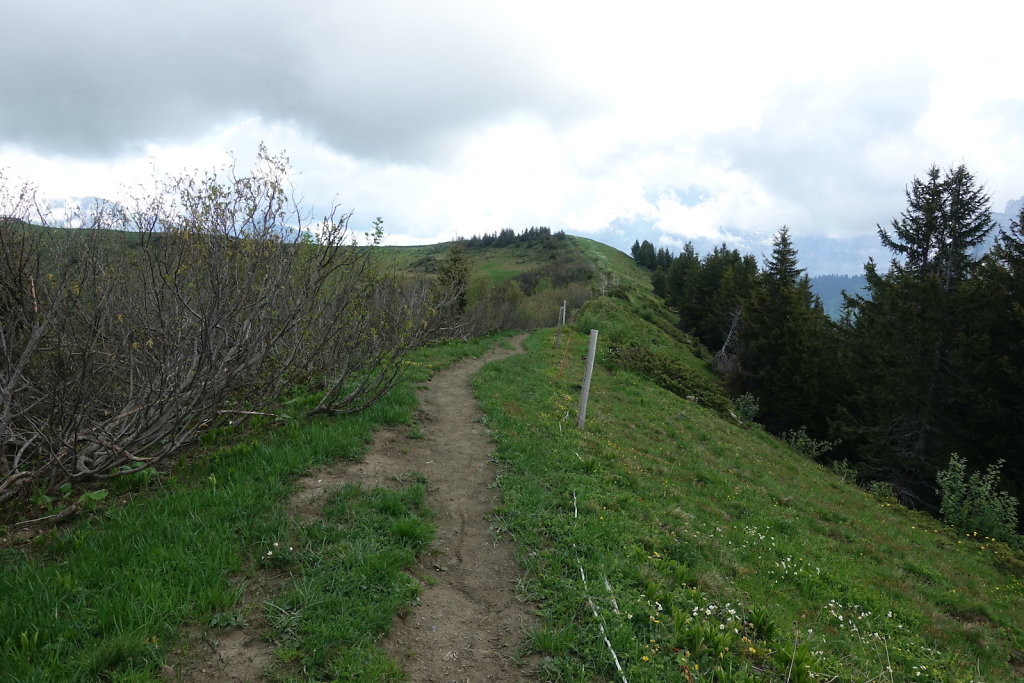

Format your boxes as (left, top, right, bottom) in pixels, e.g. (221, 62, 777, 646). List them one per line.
(612, 343, 733, 415)
(937, 454, 1019, 546)
(732, 393, 759, 423)
(573, 296, 733, 416)
(867, 480, 898, 504)
(782, 427, 836, 459)
(829, 459, 857, 483)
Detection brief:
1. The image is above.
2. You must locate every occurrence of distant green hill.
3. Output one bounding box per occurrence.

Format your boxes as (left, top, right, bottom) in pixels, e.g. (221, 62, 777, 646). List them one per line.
(385, 228, 582, 285)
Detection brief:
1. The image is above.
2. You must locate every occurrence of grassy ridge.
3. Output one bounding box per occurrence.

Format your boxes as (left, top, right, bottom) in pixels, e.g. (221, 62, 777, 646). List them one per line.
(0, 335, 505, 681)
(475, 325, 1024, 681)
(384, 238, 582, 285)
(7, 227, 1024, 682)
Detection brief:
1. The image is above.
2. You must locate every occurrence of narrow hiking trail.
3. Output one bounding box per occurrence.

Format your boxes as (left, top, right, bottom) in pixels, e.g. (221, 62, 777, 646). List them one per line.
(175, 336, 535, 682)
(291, 334, 536, 681)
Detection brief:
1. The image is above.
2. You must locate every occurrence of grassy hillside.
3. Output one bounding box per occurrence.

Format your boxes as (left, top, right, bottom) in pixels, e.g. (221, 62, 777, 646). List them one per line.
(474, 283, 1024, 680)
(384, 234, 583, 284)
(3, 231, 1022, 681)
(574, 236, 657, 296)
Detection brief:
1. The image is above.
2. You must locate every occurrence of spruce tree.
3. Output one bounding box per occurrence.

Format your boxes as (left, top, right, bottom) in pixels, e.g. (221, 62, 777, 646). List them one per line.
(762, 226, 803, 287)
(836, 165, 997, 504)
(656, 247, 673, 271)
(738, 227, 833, 435)
(992, 205, 1024, 277)
(651, 266, 668, 298)
(878, 165, 945, 277)
(695, 248, 758, 352)
(970, 206, 1024, 509)
(941, 165, 993, 290)
(666, 242, 700, 312)
(879, 164, 993, 290)
(637, 240, 657, 269)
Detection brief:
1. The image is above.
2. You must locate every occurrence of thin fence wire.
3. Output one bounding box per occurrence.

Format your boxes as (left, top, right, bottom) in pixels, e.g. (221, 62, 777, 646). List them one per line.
(573, 489, 629, 683)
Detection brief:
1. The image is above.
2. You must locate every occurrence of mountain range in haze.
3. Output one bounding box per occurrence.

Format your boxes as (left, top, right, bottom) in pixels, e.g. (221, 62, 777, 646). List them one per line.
(39, 194, 1024, 277)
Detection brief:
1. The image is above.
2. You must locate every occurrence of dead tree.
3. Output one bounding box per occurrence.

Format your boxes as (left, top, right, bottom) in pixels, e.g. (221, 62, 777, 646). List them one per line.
(713, 306, 742, 374)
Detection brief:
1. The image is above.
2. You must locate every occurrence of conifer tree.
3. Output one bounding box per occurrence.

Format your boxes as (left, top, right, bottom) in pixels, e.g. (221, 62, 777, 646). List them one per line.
(695, 248, 758, 352)
(762, 226, 803, 287)
(738, 227, 833, 435)
(651, 266, 668, 298)
(666, 242, 700, 312)
(879, 164, 993, 292)
(656, 247, 673, 271)
(637, 240, 657, 269)
(682, 246, 733, 346)
(430, 243, 470, 315)
(993, 205, 1024, 277)
(969, 206, 1024, 503)
(836, 165, 996, 503)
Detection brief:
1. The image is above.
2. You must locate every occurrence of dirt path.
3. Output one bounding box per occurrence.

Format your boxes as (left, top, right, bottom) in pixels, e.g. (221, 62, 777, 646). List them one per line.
(291, 334, 536, 682)
(173, 336, 535, 682)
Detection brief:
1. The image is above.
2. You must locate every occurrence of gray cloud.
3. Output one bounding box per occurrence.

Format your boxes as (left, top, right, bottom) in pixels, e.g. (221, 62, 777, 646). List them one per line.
(1, 1, 596, 161)
(707, 67, 938, 236)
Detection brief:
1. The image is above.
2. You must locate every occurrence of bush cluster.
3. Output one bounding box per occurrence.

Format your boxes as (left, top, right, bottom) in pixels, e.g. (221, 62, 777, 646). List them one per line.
(936, 454, 1020, 546)
(732, 393, 760, 423)
(613, 343, 733, 415)
(574, 296, 733, 416)
(0, 151, 446, 513)
(782, 427, 836, 459)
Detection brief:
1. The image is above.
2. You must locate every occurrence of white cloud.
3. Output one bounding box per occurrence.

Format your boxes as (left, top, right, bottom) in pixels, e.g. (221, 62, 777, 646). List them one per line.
(2, 0, 1023, 271)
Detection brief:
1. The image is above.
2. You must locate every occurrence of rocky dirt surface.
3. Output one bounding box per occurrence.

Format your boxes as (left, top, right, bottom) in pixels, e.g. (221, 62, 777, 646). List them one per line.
(175, 335, 536, 682)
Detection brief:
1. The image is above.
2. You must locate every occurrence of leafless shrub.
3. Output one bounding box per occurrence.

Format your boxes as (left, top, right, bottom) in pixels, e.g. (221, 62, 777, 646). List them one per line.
(1, 174, 67, 496)
(0, 151, 439, 512)
(305, 235, 442, 415)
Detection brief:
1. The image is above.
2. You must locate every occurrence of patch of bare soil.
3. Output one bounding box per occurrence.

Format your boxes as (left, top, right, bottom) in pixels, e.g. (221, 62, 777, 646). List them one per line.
(175, 335, 535, 682)
(163, 568, 286, 682)
(165, 623, 277, 683)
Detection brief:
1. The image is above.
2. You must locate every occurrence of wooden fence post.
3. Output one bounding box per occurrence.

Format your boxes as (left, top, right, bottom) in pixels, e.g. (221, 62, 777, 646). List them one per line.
(555, 303, 564, 345)
(577, 329, 599, 429)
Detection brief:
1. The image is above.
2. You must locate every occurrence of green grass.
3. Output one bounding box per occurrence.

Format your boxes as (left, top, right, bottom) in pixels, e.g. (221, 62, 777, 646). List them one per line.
(384, 239, 584, 285)
(573, 295, 729, 415)
(263, 481, 434, 681)
(571, 237, 714, 366)
(8, 223, 1024, 682)
(471, 242, 577, 284)
(573, 236, 656, 296)
(475, 327, 1024, 681)
(0, 333, 507, 681)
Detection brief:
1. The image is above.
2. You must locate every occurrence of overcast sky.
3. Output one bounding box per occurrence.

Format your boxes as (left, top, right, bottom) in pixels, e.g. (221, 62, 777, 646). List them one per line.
(2, 0, 1022, 273)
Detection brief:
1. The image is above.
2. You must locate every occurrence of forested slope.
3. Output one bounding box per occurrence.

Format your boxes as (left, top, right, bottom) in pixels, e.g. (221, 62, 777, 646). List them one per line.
(633, 165, 1024, 540)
